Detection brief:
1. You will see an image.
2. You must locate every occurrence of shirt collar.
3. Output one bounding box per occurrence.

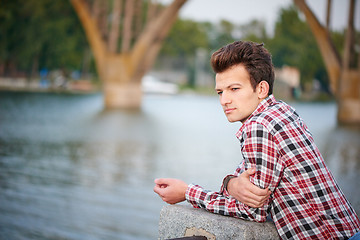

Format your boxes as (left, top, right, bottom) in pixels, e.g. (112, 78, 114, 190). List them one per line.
(249, 94, 276, 119)
(236, 94, 276, 138)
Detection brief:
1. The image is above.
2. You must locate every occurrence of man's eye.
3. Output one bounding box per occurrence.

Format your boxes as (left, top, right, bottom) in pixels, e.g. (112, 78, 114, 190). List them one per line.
(217, 91, 223, 95)
(231, 88, 239, 91)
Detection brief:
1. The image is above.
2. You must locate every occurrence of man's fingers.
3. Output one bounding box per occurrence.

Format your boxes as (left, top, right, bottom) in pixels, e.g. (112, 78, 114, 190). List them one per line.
(250, 188, 271, 200)
(153, 179, 169, 195)
(154, 178, 168, 185)
(241, 193, 269, 208)
(154, 185, 170, 203)
(153, 184, 163, 195)
(241, 168, 272, 196)
(242, 168, 256, 178)
(249, 186, 271, 196)
(240, 185, 271, 206)
(228, 169, 272, 208)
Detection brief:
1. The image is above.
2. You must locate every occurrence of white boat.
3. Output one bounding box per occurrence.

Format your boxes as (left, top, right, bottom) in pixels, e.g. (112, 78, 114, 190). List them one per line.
(142, 75, 179, 95)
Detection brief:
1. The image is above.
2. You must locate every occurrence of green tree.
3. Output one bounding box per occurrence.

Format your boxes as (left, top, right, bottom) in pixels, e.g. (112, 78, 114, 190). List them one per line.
(239, 19, 268, 43)
(267, 5, 328, 91)
(0, 0, 88, 78)
(70, 0, 187, 108)
(209, 20, 237, 50)
(160, 19, 209, 57)
(158, 18, 210, 87)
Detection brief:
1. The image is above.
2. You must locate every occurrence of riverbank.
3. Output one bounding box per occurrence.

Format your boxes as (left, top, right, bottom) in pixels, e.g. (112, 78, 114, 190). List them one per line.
(0, 77, 99, 94)
(1, 76, 335, 103)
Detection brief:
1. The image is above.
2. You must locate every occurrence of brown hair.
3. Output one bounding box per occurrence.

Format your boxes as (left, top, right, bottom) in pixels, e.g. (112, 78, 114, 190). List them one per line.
(211, 41, 274, 95)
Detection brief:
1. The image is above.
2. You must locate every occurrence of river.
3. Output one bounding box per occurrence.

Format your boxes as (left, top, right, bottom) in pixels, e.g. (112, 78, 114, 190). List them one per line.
(0, 92, 359, 240)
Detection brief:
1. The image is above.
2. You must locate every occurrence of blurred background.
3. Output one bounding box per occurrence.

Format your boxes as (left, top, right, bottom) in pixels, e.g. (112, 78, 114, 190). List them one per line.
(0, 0, 359, 239)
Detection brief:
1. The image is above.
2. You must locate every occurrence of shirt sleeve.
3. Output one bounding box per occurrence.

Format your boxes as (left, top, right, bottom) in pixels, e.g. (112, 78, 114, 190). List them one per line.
(243, 122, 283, 193)
(186, 183, 265, 221)
(185, 122, 283, 222)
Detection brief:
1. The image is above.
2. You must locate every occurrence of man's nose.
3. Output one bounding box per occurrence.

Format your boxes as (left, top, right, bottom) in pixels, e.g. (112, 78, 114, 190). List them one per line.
(220, 92, 231, 106)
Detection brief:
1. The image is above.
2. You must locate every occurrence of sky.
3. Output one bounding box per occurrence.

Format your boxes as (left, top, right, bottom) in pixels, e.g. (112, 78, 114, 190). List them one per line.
(169, 0, 360, 34)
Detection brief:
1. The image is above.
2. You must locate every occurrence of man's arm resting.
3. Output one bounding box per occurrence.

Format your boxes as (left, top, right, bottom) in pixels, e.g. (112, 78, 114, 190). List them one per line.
(153, 171, 271, 222)
(185, 183, 269, 222)
(226, 168, 271, 208)
(153, 178, 188, 204)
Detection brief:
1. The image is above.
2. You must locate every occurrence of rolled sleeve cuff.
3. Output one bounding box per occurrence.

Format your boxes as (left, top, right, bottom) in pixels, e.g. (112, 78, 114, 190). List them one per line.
(185, 183, 202, 208)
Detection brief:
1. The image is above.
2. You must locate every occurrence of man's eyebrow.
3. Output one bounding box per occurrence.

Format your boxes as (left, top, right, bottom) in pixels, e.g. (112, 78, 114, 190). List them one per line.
(215, 87, 222, 92)
(215, 83, 242, 91)
(228, 83, 242, 88)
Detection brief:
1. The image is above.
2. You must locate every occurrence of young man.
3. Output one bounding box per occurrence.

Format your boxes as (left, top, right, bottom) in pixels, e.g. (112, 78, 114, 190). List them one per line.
(153, 41, 360, 239)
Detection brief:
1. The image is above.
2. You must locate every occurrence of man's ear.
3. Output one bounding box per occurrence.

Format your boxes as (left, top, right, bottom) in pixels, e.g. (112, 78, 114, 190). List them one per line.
(257, 81, 269, 99)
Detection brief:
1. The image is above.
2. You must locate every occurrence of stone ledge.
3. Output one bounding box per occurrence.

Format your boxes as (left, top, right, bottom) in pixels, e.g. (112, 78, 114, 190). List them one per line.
(158, 204, 279, 240)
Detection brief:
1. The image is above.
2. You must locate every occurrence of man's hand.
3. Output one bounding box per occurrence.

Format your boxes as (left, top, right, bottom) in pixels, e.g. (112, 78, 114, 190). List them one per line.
(227, 168, 271, 208)
(153, 178, 188, 204)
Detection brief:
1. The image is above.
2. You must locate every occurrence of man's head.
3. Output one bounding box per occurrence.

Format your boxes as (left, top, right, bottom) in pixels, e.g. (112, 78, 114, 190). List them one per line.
(212, 41, 275, 123)
(211, 41, 274, 95)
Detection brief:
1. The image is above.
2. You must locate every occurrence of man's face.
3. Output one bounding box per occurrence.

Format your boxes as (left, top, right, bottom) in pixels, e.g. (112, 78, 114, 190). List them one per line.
(215, 64, 262, 123)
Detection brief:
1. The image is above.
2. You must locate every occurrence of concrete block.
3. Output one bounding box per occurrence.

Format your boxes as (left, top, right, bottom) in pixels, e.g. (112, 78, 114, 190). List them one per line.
(158, 204, 279, 240)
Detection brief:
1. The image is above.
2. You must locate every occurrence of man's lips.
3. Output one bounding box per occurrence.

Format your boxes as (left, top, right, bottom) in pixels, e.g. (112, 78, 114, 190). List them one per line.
(224, 108, 236, 114)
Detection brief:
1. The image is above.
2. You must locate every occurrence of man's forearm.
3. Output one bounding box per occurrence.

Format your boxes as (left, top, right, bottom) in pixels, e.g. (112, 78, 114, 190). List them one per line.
(185, 183, 269, 222)
(223, 168, 271, 208)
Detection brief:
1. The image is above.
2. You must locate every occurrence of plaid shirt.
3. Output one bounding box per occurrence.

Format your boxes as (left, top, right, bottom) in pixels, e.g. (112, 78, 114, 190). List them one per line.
(186, 95, 360, 239)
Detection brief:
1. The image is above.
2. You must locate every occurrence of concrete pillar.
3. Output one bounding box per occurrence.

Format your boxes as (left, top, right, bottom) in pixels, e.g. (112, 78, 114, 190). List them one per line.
(337, 70, 360, 125)
(103, 82, 142, 109)
(158, 205, 279, 240)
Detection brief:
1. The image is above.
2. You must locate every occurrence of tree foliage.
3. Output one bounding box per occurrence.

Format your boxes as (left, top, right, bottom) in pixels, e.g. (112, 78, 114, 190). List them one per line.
(267, 5, 326, 88)
(1, 0, 349, 93)
(0, 0, 88, 78)
(238, 19, 268, 44)
(160, 19, 210, 57)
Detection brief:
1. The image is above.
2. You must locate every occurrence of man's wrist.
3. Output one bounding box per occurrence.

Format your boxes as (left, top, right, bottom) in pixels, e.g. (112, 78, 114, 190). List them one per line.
(223, 175, 236, 191)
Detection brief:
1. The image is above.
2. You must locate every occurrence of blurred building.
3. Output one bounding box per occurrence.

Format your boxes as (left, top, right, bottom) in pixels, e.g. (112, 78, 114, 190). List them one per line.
(274, 66, 301, 100)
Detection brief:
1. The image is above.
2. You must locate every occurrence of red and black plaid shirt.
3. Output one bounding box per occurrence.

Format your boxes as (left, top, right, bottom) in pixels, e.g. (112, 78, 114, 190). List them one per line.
(186, 95, 360, 239)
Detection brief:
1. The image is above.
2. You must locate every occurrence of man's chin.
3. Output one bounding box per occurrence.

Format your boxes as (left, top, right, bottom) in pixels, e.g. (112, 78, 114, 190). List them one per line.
(226, 116, 244, 123)
(226, 118, 237, 123)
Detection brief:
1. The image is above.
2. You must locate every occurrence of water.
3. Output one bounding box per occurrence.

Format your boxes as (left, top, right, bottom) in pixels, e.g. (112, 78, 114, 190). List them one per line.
(0, 92, 359, 240)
